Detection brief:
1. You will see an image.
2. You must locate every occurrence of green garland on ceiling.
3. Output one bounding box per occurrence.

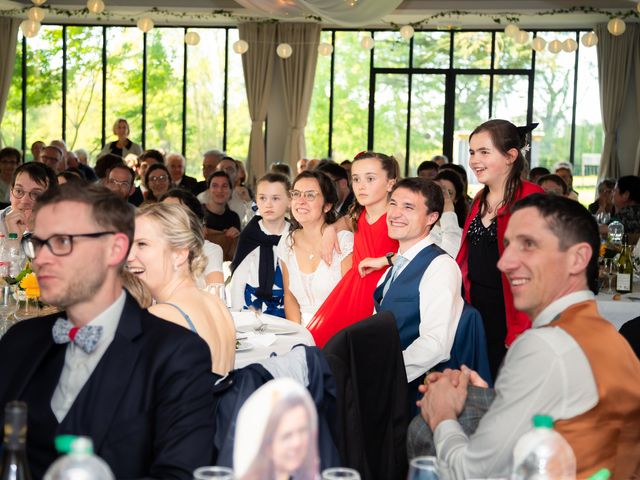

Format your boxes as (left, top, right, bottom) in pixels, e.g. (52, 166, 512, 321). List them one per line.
(1, 4, 637, 26)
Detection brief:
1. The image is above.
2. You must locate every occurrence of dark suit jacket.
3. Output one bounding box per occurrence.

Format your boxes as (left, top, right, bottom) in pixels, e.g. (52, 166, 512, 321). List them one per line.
(175, 175, 199, 194)
(0, 292, 216, 479)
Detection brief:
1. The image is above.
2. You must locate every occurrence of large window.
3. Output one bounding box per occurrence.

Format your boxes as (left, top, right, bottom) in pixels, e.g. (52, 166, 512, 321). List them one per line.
(306, 28, 602, 187)
(2, 24, 602, 189)
(3, 25, 249, 178)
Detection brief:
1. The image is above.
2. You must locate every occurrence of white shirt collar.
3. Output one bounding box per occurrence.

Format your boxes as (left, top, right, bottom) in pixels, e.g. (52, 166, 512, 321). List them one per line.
(533, 290, 595, 328)
(398, 232, 436, 261)
(259, 219, 289, 236)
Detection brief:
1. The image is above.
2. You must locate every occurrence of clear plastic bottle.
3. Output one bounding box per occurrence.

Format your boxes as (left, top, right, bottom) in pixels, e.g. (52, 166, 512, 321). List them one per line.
(511, 415, 576, 480)
(43, 436, 114, 480)
(6, 234, 24, 278)
(0, 234, 9, 278)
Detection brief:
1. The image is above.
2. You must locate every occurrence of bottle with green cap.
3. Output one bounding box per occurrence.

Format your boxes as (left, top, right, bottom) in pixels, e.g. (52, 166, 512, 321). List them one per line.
(43, 435, 114, 480)
(587, 468, 610, 480)
(511, 414, 576, 479)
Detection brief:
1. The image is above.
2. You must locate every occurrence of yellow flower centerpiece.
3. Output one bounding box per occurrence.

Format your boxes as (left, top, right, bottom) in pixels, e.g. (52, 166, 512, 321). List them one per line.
(19, 272, 40, 300)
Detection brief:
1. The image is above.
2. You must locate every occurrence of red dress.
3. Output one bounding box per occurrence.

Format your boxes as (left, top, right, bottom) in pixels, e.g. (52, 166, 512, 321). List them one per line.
(307, 212, 399, 347)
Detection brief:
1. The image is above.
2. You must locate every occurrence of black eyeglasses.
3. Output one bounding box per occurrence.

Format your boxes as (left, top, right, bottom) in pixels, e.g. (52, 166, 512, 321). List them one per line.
(21, 231, 116, 259)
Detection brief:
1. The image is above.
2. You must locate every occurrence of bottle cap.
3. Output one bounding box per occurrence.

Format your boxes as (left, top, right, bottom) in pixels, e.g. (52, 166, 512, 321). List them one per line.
(532, 414, 554, 428)
(54, 434, 77, 453)
(587, 469, 611, 480)
(70, 436, 94, 454)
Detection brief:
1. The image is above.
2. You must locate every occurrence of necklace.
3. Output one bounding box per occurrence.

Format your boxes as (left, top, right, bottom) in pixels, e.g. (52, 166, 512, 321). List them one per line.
(296, 244, 320, 260)
(486, 198, 504, 214)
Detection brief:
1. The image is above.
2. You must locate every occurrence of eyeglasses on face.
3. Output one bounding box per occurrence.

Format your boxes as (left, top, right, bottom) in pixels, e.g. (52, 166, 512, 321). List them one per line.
(21, 231, 116, 259)
(108, 178, 132, 189)
(289, 190, 320, 201)
(11, 187, 43, 201)
(148, 174, 168, 183)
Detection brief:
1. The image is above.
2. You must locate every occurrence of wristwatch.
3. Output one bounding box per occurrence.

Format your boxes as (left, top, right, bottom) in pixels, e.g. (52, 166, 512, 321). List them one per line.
(385, 252, 395, 266)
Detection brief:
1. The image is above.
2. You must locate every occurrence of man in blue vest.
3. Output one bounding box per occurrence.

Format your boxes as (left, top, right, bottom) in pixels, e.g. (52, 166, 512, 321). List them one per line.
(373, 177, 464, 383)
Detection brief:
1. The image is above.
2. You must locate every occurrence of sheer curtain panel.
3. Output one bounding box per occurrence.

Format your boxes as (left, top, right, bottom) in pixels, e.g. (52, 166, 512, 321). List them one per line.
(0, 17, 20, 146)
(234, 0, 404, 26)
(596, 23, 640, 179)
(238, 22, 277, 182)
(277, 23, 321, 169)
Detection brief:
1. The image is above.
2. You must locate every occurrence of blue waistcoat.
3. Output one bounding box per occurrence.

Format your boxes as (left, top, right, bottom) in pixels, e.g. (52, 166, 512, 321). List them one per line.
(373, 244, 446, 350)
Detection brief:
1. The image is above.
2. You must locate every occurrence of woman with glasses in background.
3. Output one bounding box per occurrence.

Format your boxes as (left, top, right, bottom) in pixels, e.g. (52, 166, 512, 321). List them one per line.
(142, 163, 171, 204)
(277, 171, 353, 326)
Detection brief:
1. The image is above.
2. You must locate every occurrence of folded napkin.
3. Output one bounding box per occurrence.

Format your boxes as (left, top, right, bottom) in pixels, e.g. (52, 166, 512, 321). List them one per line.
(243, 331, 277, 347)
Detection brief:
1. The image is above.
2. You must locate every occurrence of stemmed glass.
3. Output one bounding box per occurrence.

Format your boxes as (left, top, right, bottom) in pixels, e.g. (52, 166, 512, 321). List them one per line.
(604, 258, 617, 294)
(0, 285, 18, 338)
(322, 468, 361, 479)
(595, 211, 611, 226)
(192, 466, 234, 480)
(407, 457, 440, 480)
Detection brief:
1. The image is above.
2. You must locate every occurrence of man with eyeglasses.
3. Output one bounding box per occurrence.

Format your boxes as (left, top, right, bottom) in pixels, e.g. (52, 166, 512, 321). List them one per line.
(0, 182, 216, 478)
(40, 144, 66, 174)
(0, 162, 58, 239)
(105, 162, 136, 203)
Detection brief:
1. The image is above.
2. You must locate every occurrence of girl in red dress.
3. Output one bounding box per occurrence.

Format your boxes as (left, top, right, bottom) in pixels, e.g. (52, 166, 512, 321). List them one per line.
(307, 151, 400, 347)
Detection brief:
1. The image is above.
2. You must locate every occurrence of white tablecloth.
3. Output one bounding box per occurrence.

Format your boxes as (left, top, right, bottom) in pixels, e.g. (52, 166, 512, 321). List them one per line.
(232, 312, 315, 369)
(596, 292, 640, 330)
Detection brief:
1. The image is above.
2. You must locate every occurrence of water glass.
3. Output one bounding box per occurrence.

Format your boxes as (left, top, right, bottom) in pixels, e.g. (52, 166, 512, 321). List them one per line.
(14, 295, 39, 321)
(594, 211, 610, 225)
(0, 285, 18, 320)
(322, 468, 361, 479)
(407, 456, 440, 480)
(193, 466, 234, 480)
(206, 283, 227, 305)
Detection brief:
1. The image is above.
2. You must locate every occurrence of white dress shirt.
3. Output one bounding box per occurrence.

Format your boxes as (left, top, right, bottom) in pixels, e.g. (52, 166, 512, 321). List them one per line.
(434, 290, 598, 478)
(430, 211, 463, 258)
(376, 233, 464, 382)
(51, 291, 126, 422)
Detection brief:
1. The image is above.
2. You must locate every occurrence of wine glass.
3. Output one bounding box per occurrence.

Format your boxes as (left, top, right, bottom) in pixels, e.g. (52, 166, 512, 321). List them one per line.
(605, 258, 616, 294)
(407, 456, 440, 480)
(192, 466, 234, 480)
(322, 467, 361, 479)
(595, 211, 610, 226)
(0, 285, 18, 338)
(205, 283, 227, 306)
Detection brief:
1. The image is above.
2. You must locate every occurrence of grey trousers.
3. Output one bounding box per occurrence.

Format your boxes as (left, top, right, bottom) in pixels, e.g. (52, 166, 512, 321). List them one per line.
(407, 385, 497, 458)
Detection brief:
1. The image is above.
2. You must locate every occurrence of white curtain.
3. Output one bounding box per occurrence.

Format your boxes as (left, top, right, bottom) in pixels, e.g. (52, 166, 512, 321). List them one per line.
(276, 23, 321, 169)
(234, 0, 404, 26)
(238, 22, 277, 182)
(595, 23, 640, 179)
(0, 17, 20, 147)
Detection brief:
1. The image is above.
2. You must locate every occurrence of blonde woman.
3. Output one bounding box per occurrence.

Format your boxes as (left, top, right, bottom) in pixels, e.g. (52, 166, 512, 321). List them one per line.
(98, 118, 143, 159)
(127, 202, 235, 375)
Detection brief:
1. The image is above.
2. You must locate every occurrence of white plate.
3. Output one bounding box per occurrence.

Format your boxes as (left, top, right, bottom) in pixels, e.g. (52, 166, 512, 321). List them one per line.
(236, 331, 249, 340)
(235, 341, 253, 352)
(262, 324, 298, 335)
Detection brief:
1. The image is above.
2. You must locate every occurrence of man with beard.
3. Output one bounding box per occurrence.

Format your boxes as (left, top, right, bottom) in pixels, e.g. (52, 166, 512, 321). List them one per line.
(0, 183, 216, 478)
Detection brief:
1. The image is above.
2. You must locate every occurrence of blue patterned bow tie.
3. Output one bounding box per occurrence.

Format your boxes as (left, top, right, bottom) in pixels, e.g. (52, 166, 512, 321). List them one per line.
(52, 318, 103, 354)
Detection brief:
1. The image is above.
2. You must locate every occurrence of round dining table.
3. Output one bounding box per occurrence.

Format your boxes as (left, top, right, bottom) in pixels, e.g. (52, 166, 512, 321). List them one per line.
(232, 311, 315, 369)
(596, 291, 640, 330)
